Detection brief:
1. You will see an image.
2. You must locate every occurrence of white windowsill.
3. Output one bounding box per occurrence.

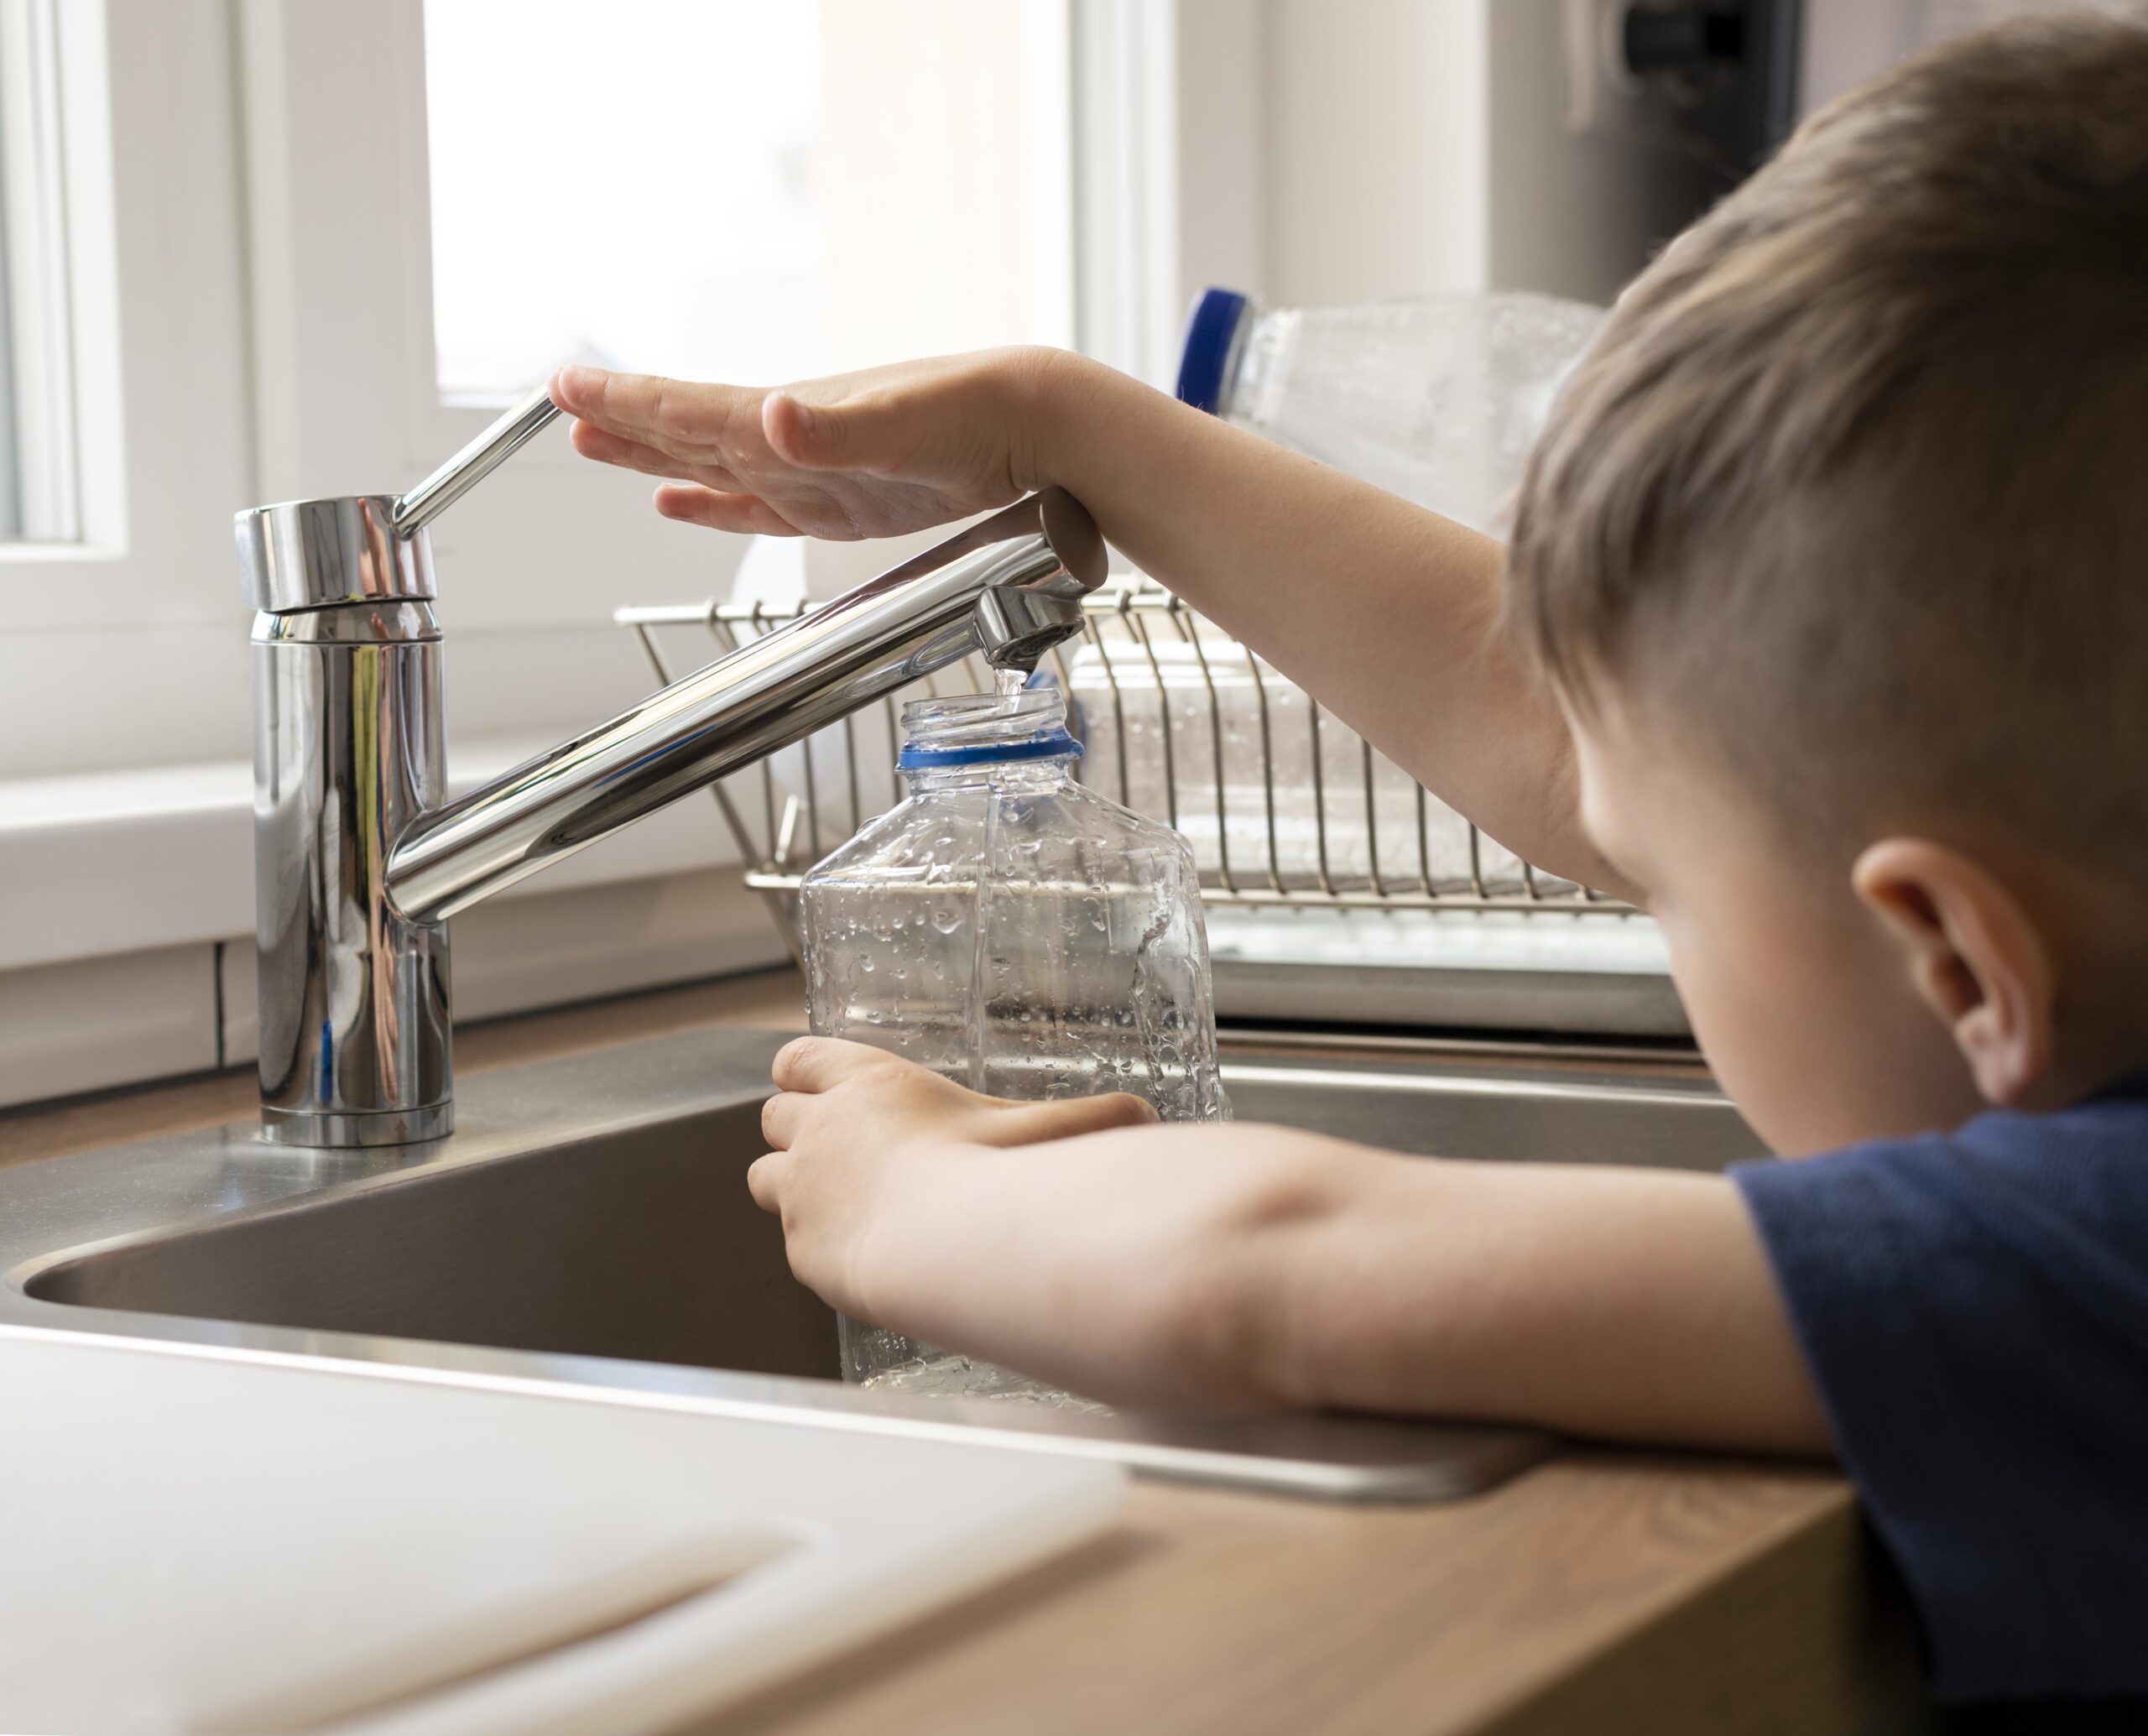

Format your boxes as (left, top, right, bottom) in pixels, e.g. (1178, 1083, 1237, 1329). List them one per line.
(0, 733, 752, 973)
(0, 740, 795, 1113)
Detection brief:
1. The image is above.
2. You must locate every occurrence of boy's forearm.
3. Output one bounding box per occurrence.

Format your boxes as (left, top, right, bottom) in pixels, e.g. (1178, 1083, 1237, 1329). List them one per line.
(865, 1118, 1827, 1453)
(1235, 1155, 1832, 1453)
(1024, 352, 1631, 897)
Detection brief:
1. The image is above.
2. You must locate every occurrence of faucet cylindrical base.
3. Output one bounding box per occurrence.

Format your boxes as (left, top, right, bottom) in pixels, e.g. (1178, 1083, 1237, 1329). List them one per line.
(251, 600, 453, 1148)
(258, 1101, 455, 1149)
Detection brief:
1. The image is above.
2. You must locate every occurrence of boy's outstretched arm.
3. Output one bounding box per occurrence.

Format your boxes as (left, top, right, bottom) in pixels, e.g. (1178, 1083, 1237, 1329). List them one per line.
(552, 351, 1629, 897)
(751, 1039, 1831, 1455)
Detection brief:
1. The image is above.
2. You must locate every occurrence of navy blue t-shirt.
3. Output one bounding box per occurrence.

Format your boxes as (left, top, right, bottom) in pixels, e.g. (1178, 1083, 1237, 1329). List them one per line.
(1734, 1074, 2148, 1728)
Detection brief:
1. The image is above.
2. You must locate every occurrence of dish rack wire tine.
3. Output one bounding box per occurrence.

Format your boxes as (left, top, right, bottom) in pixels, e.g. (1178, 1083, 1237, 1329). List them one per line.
(1177, 600, 1237, 895)
(1079, 608, 1132, 806)
(1127, 597, 1178, 832)
(611, 586, 1635, 923)
(1415, 783, 1434, 899)
(1307, 696, 1337, 896)
(1361, 737, 1386, 899)
(1242, 647, 1285, 894)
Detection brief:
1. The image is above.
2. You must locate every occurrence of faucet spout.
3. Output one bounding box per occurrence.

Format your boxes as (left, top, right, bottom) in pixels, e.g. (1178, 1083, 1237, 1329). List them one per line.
(383, 489, 1103, 925)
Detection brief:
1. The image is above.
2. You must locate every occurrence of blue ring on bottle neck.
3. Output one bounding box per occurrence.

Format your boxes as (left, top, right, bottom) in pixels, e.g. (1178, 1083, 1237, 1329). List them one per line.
(897, 731, 1083, 771)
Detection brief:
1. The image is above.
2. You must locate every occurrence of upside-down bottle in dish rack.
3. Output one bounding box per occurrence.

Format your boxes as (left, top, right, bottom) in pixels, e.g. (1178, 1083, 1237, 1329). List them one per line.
(1175, 286, 1603, 533)
(799, 680, 1229, 1403)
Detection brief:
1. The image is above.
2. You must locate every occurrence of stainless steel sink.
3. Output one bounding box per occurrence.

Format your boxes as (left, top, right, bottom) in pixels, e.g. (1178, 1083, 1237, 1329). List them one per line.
(0, 1026, 1763, 1501)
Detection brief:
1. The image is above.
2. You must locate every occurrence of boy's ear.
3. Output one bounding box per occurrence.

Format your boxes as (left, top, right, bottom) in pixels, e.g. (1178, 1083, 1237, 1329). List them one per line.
(1851, 838, 2055, 1107)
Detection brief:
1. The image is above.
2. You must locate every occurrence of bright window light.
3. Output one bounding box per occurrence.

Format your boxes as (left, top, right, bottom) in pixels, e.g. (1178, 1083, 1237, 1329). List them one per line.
(424, 0, 1073, 404)
(425, 0, 819, 399)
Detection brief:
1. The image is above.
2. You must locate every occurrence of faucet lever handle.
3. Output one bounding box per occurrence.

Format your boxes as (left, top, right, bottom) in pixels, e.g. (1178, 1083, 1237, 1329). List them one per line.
(392, 383, 564, 537)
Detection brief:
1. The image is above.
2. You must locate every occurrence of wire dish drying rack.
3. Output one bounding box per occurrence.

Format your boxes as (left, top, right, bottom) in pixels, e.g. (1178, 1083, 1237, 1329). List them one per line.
(617, 582, 1685, 1037)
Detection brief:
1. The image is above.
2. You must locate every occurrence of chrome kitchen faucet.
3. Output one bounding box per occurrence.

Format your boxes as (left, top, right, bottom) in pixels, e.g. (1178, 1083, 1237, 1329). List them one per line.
(236, 388, 1105, 1148)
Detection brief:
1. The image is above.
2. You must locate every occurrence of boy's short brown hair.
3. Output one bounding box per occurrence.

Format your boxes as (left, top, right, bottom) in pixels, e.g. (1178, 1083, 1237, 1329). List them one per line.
(1508, 10, 2148, 867)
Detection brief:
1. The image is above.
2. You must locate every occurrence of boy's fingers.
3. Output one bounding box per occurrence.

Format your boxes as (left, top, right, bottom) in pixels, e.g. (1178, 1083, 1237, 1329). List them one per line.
(569, 421, 745, 492)
(764, 388, 913, 476)
(998, 1091, 1160, 1145)
(746, 1150, 787, 1212)
(550, 363, 650, 434)
(551, 364, 734, 445)
(771, 1034, 894, 1093)
(652, 485, 801, 536)
(760, 1090, 801, 1149)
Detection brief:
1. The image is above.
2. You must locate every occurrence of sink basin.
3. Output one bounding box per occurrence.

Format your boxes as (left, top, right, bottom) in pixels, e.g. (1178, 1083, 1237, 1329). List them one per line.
(26, 1090, 836, 1381)
(2, 1027, 1762, 1501)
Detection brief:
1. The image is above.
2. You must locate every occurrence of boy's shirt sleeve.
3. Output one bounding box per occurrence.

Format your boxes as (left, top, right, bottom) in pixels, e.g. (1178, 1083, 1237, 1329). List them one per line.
(1730, 1095, 2148, 1707)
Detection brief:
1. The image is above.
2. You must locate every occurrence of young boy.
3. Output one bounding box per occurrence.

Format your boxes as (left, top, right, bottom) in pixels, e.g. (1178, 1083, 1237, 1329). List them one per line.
(551, 13, 2148, 1723)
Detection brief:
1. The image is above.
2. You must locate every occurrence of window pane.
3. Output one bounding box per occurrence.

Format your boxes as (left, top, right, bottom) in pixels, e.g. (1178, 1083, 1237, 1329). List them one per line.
(424, 0, 1073, 402)
(0, 0, 81, 543)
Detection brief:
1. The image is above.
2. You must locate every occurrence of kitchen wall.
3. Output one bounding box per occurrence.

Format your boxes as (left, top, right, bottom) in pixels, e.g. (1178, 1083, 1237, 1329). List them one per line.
(1191, 0, 1718, 316)
(1259, 1, 1488, 303)
(1801, 0, 2145, 111)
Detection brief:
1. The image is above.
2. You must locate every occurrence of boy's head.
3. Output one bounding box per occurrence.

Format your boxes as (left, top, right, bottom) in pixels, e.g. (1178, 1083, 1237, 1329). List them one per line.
(1506, 11, 2148, 1153)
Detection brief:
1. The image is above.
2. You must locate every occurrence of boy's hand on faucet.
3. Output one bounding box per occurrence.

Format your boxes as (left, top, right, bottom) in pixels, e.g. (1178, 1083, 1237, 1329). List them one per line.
(548, 350, 1074, 542)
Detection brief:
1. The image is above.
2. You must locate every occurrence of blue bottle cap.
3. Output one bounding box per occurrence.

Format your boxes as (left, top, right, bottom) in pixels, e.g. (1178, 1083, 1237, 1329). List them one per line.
(1175, 288, 1253, 414)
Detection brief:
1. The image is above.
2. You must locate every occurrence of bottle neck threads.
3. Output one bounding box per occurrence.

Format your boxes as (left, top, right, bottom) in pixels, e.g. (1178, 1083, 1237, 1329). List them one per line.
(895, 687, 1082, 777)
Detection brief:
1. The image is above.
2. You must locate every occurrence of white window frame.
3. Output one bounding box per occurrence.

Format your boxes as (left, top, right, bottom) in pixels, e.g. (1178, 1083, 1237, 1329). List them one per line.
(0, 0, 255, 777)
(1, 0, 1142, 954)
(1070, 0, 1263, 391)
(0, 0, 1255, 1103)
(236, 0, 728, 700)
(0, 0, 1237, 780)
(0, 0, 82, 543)
(236, 0, 1098, 696)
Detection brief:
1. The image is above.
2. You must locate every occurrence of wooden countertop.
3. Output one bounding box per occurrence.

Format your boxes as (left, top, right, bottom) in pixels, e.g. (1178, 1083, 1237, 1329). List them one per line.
(0, 970, 1913, 1735)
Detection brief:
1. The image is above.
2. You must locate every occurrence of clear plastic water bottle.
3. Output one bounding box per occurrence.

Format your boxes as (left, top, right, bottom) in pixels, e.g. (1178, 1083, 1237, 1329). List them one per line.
(799, 680, 1228, 1400)
(1176, 287, 1603, 533)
